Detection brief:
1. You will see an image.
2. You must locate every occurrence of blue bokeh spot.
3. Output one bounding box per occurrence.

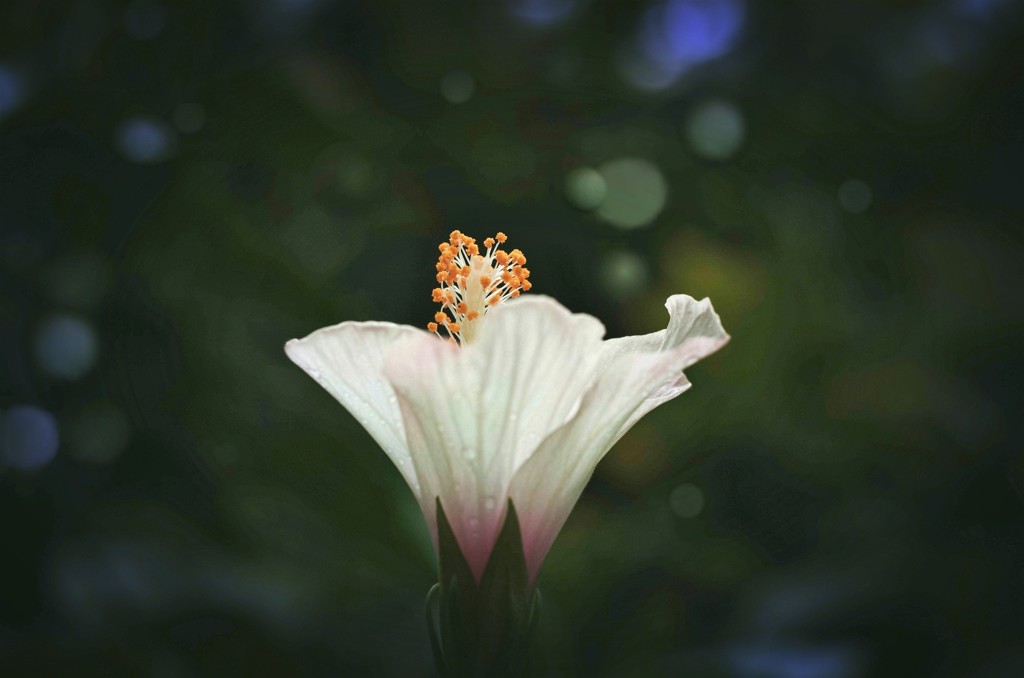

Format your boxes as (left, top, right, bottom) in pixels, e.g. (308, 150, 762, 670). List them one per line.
(0, 65, 25, 117)
(641, 0, 745, 69)
(115, 117, 174, 164)
(508, 0, 577, 26)
(2, 406, 60, 471)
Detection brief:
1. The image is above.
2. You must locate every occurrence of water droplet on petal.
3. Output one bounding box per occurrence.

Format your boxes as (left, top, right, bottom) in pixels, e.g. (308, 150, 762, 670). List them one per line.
(484, 497, 496, 511)
(463, 447, 477, 461)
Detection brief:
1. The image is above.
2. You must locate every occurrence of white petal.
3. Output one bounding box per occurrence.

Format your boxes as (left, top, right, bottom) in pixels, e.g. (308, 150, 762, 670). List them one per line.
(601, 294, 729, 364)
(284, 321, 423, 497)
(511, 295, 729, 580)
(601, 295, 730, 438)
(384, 295, 605, 580)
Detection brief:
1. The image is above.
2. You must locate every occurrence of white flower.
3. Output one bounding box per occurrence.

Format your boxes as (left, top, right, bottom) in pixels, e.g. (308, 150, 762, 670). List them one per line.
(285, 232, 728, 583)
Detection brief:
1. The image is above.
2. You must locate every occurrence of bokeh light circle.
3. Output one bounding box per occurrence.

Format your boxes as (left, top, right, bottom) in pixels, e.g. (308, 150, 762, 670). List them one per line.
(600, 250, 650, 299)
(595, 157, 668, 229)
(643, 0, 746, 68)
(115, 116, 175, 164)
(685, 99, 745, 160)
(441, 71, 475, 104)
(0, 64, 25, 118)
(621, 0, 746, 91)
(507, 0, 576, 26)
(670, 482, 705, 518)
(564, 167, 607, 210)
(1, 406, 59, 471)
(837, 179, 873, 214)
(34, 314, 98, 380)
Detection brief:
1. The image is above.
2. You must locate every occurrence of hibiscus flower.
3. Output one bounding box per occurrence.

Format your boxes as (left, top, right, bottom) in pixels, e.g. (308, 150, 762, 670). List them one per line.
(285, 231, 729, 584)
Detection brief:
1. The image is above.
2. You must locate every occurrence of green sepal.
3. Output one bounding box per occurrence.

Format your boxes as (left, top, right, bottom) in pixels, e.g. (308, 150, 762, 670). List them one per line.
(429, 498, 541, 677)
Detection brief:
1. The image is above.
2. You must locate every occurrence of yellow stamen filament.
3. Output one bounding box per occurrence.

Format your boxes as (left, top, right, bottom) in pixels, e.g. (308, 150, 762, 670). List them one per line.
(426, 230, 532, 344)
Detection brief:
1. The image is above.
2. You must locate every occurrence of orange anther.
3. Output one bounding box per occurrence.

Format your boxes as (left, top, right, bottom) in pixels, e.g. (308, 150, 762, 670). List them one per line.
(430, 230, 531, 343)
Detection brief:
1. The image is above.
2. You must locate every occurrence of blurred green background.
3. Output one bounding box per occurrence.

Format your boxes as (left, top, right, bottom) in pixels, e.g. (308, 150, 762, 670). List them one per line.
(2, 0, 1023, 676)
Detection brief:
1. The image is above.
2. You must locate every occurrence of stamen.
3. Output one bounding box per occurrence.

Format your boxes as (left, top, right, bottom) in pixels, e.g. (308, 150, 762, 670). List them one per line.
(427, 231, 532, 344)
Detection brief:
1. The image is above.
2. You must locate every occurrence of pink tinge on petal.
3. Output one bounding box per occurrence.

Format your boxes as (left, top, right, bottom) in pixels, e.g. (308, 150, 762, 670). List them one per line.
(456, 521, 503, 583)
(516, 510, 553, 584)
